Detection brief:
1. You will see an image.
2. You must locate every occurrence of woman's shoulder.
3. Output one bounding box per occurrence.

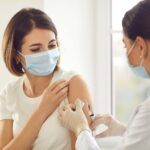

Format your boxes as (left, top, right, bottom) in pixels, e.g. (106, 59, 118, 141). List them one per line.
(55, 69, 79, 81)
(56, 69, 89, 89)
(0, 77, 23, 97)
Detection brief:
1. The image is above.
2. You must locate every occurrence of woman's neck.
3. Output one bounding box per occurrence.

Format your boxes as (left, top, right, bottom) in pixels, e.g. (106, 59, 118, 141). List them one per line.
(23, 73, 54, 98)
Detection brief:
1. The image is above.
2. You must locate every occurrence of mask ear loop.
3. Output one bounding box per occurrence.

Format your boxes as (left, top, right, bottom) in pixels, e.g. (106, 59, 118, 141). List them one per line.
(139, 53, 144, 66)
(17, 51, 26, 71)
(17, 51, 24, 57)
(127, 42, 136, 56)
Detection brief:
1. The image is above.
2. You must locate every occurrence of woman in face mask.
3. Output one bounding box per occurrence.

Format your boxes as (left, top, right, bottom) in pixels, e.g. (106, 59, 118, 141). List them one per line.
(58, 0, 150, 150)
(0, 8, 93, 150)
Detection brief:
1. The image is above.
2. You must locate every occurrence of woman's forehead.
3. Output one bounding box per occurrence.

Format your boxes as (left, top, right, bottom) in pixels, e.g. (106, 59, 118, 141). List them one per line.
(22, 28, 56, 45)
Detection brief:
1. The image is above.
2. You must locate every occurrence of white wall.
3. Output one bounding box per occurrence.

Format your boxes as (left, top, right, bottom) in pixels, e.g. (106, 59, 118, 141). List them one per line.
(0, 0, 112, 114)
(95, 0, 112, 114)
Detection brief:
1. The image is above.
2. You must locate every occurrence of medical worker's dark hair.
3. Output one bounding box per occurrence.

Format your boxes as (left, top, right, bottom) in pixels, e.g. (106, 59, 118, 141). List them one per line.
(2, 8, 58, 76)
(122, 0, 150, 41)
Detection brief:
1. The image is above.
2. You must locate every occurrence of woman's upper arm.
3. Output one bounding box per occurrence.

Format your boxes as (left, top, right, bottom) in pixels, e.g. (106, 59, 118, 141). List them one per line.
(68, 75, 93, 150)
(68, 75, 93, 124)
(0, 120, 13, 149)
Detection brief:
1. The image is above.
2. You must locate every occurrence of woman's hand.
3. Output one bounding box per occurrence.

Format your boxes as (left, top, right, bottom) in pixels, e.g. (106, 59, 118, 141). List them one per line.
(37, 80, 69, 118)
(91, 114, 127, 137)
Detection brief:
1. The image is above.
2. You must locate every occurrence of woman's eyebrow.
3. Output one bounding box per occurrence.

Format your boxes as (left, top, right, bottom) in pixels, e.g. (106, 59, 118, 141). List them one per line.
(29, 43, 42, 47)
(49, 39, 56, 44)
(29, 39, 56, 47)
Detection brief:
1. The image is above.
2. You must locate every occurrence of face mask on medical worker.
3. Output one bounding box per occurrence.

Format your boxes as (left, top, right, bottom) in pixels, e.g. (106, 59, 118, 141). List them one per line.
(127, 42, 150, 78)
(18, 47, 60, 76)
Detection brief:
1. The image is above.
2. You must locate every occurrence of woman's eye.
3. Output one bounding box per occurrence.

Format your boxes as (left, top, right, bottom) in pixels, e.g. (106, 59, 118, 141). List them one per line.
(48, 45, 57, 49)
(30, 48, 40, 52)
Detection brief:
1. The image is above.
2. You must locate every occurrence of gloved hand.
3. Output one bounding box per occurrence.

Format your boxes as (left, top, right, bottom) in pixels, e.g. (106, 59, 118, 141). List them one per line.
(91, 114, 127, 138)
(58, 99, 91, 137)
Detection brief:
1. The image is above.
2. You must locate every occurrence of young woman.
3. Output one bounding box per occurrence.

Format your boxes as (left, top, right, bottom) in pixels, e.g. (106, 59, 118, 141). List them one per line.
(0, 8, 92, 150)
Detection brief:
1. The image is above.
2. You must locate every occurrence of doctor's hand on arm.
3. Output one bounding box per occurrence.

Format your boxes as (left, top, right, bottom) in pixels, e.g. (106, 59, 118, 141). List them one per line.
(58, 99, 126, 138)
(58, 99, 91, 137)
(91, 114, 126, 137)
(58, 99, 102, 150)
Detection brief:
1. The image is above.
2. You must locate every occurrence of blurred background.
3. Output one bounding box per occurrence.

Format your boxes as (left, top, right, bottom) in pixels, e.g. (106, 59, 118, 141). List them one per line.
(0, 0, 149, 123)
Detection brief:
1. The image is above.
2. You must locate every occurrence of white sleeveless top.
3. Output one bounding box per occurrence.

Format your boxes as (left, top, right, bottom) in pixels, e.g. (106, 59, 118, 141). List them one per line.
(0, 69, 77, 150)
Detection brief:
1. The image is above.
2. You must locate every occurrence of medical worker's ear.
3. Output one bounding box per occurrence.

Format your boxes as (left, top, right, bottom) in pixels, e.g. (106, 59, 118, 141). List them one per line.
(136, 36, 148, 58)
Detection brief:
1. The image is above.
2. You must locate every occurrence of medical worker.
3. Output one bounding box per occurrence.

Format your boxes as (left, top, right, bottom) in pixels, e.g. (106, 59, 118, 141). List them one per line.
(58, 0, 150, 149)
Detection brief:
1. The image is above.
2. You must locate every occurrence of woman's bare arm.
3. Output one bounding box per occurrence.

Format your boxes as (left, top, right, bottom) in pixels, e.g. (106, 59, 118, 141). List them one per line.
(68, 75, 93, 150)
(2, 110, 48, 150)
(0, 120, 13, 150)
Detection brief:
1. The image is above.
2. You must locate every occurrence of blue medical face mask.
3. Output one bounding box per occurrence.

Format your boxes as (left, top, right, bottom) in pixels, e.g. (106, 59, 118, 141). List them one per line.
(19, 47, 60, 76)
(127, 42, 150, 78)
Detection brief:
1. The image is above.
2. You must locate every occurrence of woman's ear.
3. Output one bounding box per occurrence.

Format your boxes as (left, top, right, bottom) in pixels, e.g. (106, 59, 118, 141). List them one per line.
(136, 36, 148, 58)
(16, 53, 21, 64)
